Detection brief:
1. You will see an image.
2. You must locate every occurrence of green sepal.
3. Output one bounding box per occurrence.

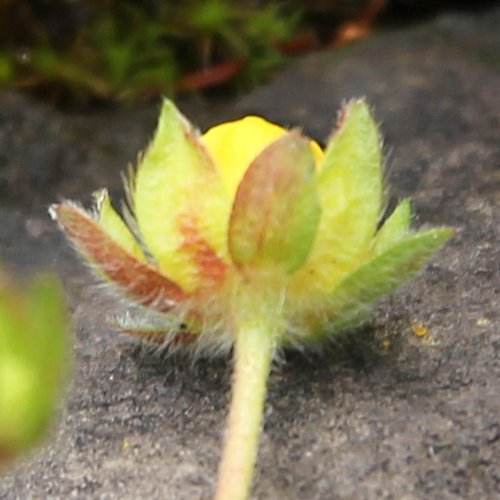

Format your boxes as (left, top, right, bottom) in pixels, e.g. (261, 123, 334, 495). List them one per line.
(228, 131, 320, 274)
(301, 99, 383, 289)
(52, 202, 186, 311)
(318, 99, 382, 255)
(312, 228, 454, 339)
(373, 199, 412, 255)
(132, 98, 229, 290)
(93, 189, 144, 260)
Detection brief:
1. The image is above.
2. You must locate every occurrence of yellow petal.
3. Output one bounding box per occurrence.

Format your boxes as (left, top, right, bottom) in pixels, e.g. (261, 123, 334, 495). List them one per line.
(203, 116, 323, 200)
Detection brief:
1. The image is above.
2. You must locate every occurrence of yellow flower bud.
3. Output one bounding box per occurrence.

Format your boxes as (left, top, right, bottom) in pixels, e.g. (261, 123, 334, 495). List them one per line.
(51, 98, 451, 349)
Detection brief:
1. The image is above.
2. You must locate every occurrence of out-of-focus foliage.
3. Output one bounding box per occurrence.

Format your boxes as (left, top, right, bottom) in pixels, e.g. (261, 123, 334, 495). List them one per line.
(0, 269, 68, 466)
(0, 0, 299, 104)
(0, 0, 493, 104)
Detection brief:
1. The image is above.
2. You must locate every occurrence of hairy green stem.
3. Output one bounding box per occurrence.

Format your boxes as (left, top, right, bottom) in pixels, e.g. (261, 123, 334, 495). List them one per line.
(215, 298, 279, 500)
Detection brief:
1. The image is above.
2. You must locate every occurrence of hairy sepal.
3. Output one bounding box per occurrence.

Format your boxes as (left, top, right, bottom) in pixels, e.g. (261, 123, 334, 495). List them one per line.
(133, 99, 230, 292)
(93, 189, 145, 259)
(228, 131, 320, 274)
(310, 228, 454, 339)
(110, 310, 199, 347)
(292, 99, 383, 294)
(373, 199, 412, 255)
(51, 203, 186, 312)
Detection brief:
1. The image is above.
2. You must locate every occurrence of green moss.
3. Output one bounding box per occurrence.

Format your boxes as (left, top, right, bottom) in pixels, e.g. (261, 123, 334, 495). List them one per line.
(0, 1, 299, 104)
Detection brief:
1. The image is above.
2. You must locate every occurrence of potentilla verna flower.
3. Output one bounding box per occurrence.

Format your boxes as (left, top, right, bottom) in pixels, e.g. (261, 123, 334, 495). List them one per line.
(51, 98, 452, 499)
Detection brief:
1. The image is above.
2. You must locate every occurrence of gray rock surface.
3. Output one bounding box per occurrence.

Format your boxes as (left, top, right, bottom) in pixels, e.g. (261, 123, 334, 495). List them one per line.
(0, 6, 499, 499)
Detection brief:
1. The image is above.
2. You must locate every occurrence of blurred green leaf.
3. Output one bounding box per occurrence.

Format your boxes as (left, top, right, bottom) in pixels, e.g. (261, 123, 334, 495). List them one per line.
(0, 271, 69, 465)
(1, 1, 300, 103)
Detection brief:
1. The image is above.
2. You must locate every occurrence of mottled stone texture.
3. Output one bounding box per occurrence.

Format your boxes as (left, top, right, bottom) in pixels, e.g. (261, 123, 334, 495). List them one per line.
(0, 6, 499, 500)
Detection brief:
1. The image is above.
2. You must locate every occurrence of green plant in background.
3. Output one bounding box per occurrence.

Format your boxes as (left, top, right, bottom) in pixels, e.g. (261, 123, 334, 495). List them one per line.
(3, 0, 483, 102)
(0, 269, 68, 466)
(0, 0, 299, 103)
(51, 98, 452, 498)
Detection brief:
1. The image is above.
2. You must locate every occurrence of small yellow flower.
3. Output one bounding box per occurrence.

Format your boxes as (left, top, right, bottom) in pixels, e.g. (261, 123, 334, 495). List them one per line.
(51, 98, 452, 499)
(51, 99, 451, 349)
